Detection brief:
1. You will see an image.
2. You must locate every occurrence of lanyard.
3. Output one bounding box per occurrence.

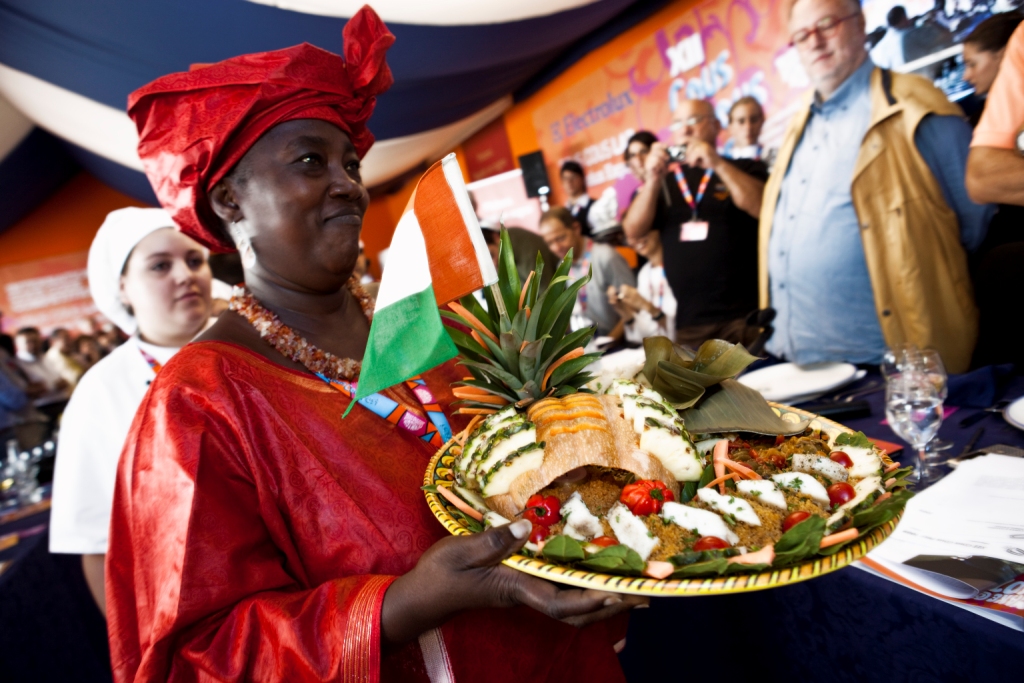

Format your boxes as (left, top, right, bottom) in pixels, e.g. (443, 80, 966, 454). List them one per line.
(319, 374, 452, 448)
(674, 167, 714, 219)
(138, 347, 163, 375)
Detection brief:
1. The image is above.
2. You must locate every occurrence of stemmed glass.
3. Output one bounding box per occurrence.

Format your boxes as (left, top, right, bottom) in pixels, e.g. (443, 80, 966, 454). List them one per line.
(885, 371, 944, 487)
(918, 349, 952, 454)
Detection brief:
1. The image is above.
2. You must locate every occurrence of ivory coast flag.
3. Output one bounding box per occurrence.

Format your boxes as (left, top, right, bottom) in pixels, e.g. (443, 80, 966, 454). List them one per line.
(354, 153, 498, 403)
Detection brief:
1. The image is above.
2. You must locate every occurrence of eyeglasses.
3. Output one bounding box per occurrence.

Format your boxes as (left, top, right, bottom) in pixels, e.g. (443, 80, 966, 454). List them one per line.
(788, 12, 860, 47)
(669, 114, 711, 131)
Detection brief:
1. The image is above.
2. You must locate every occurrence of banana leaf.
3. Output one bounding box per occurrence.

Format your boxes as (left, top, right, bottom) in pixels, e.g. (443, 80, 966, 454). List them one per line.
(643, 337, 760, 410)
(680, 379, 809, 436)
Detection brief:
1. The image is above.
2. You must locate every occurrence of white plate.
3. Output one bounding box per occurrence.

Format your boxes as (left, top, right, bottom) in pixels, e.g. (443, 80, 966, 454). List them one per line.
(738, 362, 860, 403)
(1005, 396, 1024, 431)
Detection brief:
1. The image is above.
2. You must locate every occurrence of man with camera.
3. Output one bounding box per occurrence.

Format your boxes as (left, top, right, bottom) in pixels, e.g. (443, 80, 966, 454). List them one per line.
(621, 99, 766, 347)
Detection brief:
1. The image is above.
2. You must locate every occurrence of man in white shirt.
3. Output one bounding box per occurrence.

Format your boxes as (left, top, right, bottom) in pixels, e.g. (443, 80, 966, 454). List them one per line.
(870, 5, 911, 69)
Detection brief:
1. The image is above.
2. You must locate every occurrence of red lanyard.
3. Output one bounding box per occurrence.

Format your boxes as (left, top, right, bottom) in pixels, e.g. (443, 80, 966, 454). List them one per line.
(673, 167, 714, 219)
(138, 347, 162, 375)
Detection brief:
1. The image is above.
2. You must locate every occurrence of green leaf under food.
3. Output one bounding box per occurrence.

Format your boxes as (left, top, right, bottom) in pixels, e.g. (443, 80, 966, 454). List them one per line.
(681, 379, 809, 436)
(542, 535, 586, 563)
(669, 558, 729, 577)
(452, 509, 484, 533)
(834, 431, 874, 449)
(772, 515, 827, 566)
(679, 462, 716, 503)
(887, 466, 915, 484)
(850, 489, 914, 533)
(579, 545, 646, 574)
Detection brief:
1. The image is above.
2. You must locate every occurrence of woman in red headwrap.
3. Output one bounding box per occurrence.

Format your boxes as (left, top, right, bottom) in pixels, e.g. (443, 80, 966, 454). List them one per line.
(106, 7, 642, 683)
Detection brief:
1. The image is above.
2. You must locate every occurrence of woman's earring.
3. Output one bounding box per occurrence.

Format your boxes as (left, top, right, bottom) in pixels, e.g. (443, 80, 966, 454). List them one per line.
(233, 219, 257, 269)
(239, 237, 257, 269)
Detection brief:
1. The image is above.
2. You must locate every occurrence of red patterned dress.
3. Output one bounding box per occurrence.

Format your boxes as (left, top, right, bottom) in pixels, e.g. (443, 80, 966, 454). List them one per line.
(106, 342, 627, 682)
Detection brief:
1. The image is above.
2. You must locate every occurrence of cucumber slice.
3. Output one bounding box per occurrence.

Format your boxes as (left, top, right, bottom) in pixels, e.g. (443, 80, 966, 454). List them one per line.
(481, 442, 546, 496)
(471, 421, 535, 485)
(640, 425, 702, 481)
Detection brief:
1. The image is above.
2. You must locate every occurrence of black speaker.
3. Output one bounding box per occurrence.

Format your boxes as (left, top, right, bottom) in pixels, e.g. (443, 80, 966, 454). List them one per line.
(518, 151, 551, 199)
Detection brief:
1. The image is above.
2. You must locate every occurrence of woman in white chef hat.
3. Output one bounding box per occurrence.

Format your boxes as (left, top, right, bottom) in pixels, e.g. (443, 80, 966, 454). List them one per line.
(49, 207, 213, 614)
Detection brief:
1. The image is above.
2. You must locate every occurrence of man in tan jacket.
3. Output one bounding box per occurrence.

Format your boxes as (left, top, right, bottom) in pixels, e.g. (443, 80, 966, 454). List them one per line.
(760, 0, 992, 372)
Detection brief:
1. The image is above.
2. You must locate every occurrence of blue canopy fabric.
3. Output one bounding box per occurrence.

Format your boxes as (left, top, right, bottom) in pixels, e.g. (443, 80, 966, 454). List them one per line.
(0, 0, 671, 233)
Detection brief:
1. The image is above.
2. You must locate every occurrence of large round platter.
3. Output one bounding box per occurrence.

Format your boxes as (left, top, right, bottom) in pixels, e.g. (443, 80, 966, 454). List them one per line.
(424, 402, 903, 596)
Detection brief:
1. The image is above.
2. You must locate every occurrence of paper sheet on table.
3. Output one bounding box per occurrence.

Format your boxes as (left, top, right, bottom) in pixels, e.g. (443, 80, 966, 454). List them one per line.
(856, 454, 1024, 630)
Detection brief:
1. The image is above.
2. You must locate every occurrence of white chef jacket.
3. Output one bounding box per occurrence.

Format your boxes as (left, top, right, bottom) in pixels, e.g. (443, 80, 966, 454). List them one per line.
(49, 337, 179, 554)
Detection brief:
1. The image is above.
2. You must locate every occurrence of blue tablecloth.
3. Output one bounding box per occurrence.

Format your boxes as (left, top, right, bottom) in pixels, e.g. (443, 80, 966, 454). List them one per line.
(0, 510, 112, 683)
(619, 371, 1024, 683)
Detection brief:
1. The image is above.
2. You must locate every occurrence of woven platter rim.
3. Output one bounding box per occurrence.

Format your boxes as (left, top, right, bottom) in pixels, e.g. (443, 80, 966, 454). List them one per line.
(423, 402, 903, 596)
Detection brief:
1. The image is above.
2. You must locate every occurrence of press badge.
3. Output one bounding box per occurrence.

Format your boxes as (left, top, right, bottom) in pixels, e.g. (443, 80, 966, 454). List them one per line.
(680, 220, 709, 242)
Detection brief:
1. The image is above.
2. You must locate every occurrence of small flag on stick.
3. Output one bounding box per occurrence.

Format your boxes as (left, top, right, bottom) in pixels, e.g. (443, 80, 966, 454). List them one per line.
(353, 153, 498, 405)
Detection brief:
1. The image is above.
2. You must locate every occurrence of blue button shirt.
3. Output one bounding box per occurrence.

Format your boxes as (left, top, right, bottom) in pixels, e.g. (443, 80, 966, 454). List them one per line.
(767, 59, 992, 365)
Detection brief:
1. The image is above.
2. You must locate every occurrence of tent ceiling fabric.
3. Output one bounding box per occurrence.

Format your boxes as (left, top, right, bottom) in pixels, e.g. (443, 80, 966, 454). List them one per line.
(0, 0, 640, 223)
(245, 0, 602, 25)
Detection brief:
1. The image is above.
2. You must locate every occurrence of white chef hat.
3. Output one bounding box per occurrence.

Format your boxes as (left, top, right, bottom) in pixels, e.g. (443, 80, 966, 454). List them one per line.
(87, 207, 178, 335)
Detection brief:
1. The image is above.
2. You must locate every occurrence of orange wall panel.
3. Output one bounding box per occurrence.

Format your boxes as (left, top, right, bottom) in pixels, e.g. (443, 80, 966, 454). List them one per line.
(0, 173, 147, 267)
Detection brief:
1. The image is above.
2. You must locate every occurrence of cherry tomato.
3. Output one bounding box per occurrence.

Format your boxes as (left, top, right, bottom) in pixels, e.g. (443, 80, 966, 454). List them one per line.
(590, 536, 619, 548)
(620, 480, 676, 516)
(523, 494, 561, 527)
(529, 522, 549, 544)
(827, 482, 856, 507)
(693, 536, 731, 551)
(775, 435, 786, 446)
(830, 451, 854, 468)
(769, 453, 787, 469)
(782, 511, 812, 532)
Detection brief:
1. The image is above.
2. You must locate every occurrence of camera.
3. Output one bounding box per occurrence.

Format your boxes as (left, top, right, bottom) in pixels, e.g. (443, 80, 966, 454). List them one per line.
(666, 144, 687, 163)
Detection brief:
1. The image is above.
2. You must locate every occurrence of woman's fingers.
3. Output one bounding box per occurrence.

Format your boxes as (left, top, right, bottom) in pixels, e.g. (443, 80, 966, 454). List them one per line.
(442, 520, 531, 571)
(511, 575, 649, 625)
(559, 594, 649, 628)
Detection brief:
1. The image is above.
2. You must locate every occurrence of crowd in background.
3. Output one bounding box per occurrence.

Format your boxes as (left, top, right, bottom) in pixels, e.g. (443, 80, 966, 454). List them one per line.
(506, 5, 1024, 376)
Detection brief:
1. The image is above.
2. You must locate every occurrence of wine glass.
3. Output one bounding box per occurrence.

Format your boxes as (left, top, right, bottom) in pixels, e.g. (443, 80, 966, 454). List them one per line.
(918, 349, 952, 454)
(885, 372, 944, 487)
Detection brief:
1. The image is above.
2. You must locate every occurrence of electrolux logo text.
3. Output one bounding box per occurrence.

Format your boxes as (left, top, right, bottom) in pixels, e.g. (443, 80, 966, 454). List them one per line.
(549, 90, 633, 143)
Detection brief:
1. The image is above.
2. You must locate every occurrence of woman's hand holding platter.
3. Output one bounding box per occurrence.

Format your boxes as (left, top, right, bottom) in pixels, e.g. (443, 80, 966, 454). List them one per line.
(380, 519, 648, 643)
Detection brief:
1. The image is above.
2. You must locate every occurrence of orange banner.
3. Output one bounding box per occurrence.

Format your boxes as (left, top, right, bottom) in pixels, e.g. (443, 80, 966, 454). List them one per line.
(533, 0, 810, 203)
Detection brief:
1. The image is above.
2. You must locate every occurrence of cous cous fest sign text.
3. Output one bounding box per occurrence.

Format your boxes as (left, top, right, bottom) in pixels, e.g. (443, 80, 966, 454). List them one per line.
(533, 0, 810, 204)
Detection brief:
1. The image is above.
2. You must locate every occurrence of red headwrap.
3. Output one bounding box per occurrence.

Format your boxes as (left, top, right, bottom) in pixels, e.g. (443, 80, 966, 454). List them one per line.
(128, 5, 394, 252)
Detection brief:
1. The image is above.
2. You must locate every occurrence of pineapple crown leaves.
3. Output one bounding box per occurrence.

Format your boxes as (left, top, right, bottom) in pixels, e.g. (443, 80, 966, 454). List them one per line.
(443, 227, 601, 412)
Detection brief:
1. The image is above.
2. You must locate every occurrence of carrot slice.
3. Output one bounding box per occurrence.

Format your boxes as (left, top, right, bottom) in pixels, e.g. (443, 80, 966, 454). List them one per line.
(728, 545, 775, 566)
(873, 492, 892, 506)
(885, 477, 897, 488)
(541, 347, 585, 391)
(457, 408, 497, 415)
(884, 461, 902, 474)
(449, 302, 499, 344)
(713, 440, 729, 493)
(643, 560, 675, 580)
(436, 485, 484, 522)
(820, 528, 859, 548)
(518, 271, 534, 311)
(452, 391, 509, 406)
(453, 385, 493, 396)
(720, 458, 762, 480)
(703, 472, 739, 489)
